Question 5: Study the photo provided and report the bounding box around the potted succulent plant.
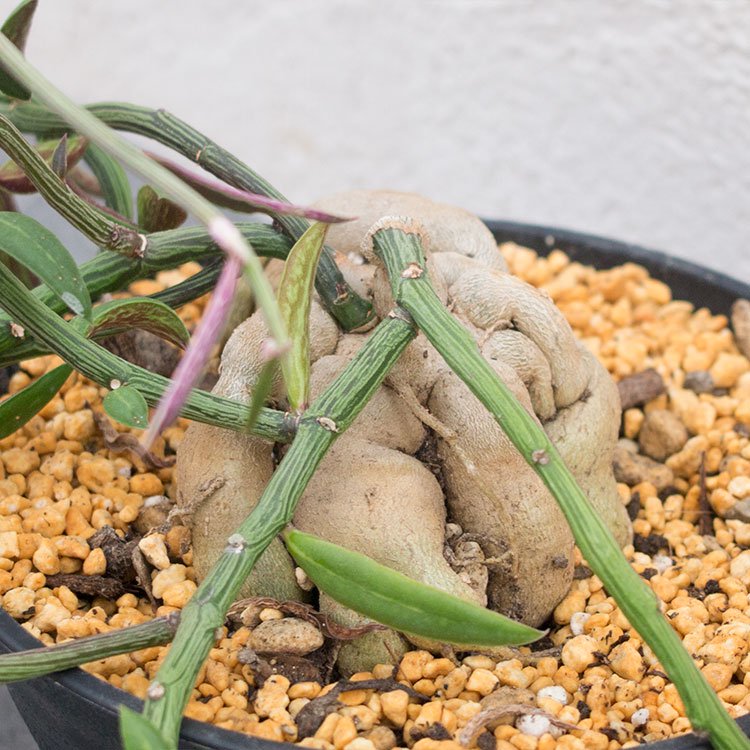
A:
[1,3,750,750]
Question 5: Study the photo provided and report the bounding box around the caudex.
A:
[0,3,747,749]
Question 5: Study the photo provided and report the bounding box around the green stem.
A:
[0,115,142,254]
[371,223,750,750]
[142,311,415,746]
[2,260,223,364]
[0,36,287,353]
[0,262,294,442]
[0,96,374,332]
[0,615,178,684]
[0,222,292,366]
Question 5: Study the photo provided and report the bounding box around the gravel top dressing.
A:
[3,243,750,750]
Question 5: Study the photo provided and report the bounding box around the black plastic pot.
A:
[1,220,749,750]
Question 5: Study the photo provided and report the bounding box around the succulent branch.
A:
[0,615,178,684]
[0,97,375,332]
[370,220,750,750]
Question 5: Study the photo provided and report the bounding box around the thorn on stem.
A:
[531,449,550,465]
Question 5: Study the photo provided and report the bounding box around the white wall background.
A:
[4,0,750,278]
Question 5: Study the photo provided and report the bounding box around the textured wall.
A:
[6,0,750,278]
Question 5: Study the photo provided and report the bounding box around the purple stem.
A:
[141,255,241,448]
[147,152,352,224]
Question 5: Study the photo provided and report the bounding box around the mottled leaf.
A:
[119,706,169,750]
[0,212,91,317]
[137,184,187,232]
[0,134,88,193]
[0,363,71,439]
[0,0,37,100]
[84,297,189,349]
[103,385,149,430]
[284,530,544,648]
[50,134,68,178]
[277,222,328,411]
[84,143,133,219]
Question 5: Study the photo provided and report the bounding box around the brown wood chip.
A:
[93,411,175,469]
[295,677,428,738]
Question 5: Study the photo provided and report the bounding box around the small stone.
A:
[138,534,171,570]
[247,617,324,656]
[561,635,599,673]
[151,564,187,599]
[537,685,568,705]
[613,446,675,491]
[683,371,715,394]
[711,353,750,389]
[569,611,591,636]
[516,713,550,737]
[729,550,750,582]
[725,498,750,523]
[728,476,750,500]
[607,641,646,681]
[0,531,19,560]
[638,410,688,461]
[380,690,409,727]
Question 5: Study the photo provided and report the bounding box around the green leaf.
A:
[0,363,71,439]
[284,530,545,648]
[84,143,133,219]
[137,184,187,232]
[119,706,169,750]
[49,134,68,178]
[246,359,277,432]
[0,212,91,317]
[0,0,37,100]
[103,385,149,429]
[84,297,189,349]
[0,134,88,193]
[277,222,328,411]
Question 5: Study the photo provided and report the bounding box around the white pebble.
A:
[517,713,550,737]
[652,555,674,574]
[570,611,591,636]
[537,685,568,705]
[632,707,650,726]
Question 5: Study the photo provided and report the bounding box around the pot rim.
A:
[1,219,749,750]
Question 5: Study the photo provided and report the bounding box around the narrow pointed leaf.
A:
[148,152,351,222]
[50,133,68,178]
[119,707,169,750]
[0,363,71,438]
[84,143,133,218]
[0,212,91,317]
[0,0,37,100]
[246,359,277,432]
[284,530,544,648]
[0,133,88,193]
[85,297,189,349]
[103,385,149,430]
[137,184,187,232]
[277,222,328,410]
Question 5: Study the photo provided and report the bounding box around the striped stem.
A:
[0,615,178,684]
[0,262,294,442]
[141,311,415,745]
[0,223,292,366]
[0,115,143,255]
[0,97,374,332]
[370,222,750,750]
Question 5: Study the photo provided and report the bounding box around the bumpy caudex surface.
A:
[176,190,632,673]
